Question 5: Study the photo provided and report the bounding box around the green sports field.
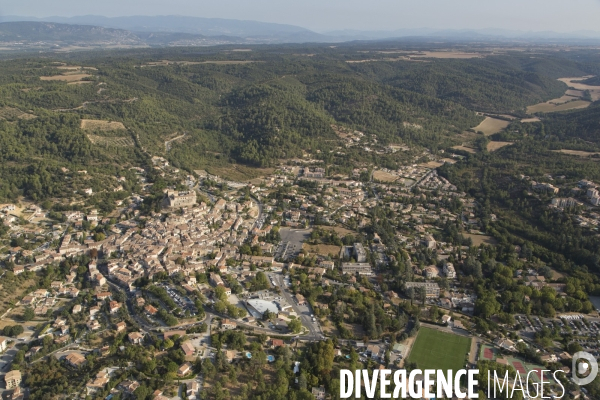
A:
[406,327,471,371]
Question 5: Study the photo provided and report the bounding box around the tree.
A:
[287,319,303,333]
[23,307,35,321]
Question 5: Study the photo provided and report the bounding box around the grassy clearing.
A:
[321,226,356,236]
[407,327,471,371]
[373,170,399,183]
[462,233,498,246]
[472,117,510,136]
[487,141,513,152]
[81,119,126,131]
[302,243,341,257]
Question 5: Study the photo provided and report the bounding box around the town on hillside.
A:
[0,150,598,399]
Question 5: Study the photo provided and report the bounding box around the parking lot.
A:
[516,314,600,356]
[274,228,311,260]
[158,283,198,316]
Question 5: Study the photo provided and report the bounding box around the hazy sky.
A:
[3,0,600,32]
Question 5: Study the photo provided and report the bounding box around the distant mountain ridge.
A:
[0,15,327,42]
[1,15,600,49]
[0,21,141,43]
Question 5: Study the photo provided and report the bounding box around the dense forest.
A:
[0,43,599,204]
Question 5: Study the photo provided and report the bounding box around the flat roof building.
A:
[341,262,373,276]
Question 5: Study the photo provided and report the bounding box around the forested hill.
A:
[542,103,600,144]
[0,44,598,203]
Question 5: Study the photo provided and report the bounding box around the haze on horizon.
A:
[2,0,600,34]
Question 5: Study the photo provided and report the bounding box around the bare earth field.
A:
[487,141,513,152]
[81,119,126,131]
[40,73,91,82]
[373,170,399,182]
[521,117,541,123]
[552,150,600,157]
[472,117,510,136]
[462,233,498,246]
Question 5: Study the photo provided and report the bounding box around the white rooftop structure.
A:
[247,299,280,316]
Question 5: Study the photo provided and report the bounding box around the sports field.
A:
[407,327,471,371]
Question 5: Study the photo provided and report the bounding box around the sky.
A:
[2,0,600,33]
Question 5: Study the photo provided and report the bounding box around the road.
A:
[267,272,323,340]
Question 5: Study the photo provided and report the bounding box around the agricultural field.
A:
[86,134,135,147]
[81,119,126,131]
[527,100,591,113]
[472,117,510,136]
[407,327,471,371]
[558,76,600,101]
[486,141,512,152]
[40,73,92,83]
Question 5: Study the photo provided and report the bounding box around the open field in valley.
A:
[527,100,590,113]
[558,76,600,101]
[407,327,471,371]
[472,117,510,135]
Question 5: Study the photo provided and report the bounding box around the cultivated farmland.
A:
[81,119,126,131]
[472,117,510,136]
